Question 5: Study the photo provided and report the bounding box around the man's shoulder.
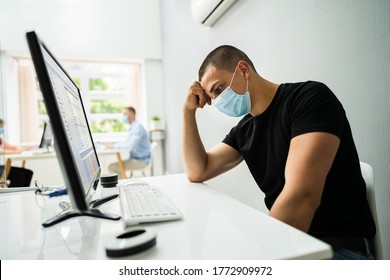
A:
[279,81,337,105]
[129,120,148,132]
[280,81,329,93]
[132,120,146,128]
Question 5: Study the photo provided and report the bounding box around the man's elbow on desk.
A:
[185,172,205,183]
[184,162,230,183]
[185,169,222,183]
[184,166,216,183]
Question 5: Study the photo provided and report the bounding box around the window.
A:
[64,61,143,136]
[18,58,143,142]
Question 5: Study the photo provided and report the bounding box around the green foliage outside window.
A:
[89,78,108,91]
[73,77,81,88]
[36,63,135,135]
[90,99,128,133]
[90,99,127,114]
[90,119,126,133]
[38,100,47,115]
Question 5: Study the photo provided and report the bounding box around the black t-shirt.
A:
[223,81,376,238]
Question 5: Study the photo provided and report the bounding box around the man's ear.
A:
[237,60,250,80]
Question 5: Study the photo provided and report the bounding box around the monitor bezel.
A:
[26,31,101,212]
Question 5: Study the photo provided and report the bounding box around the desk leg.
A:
[116,152,128,179]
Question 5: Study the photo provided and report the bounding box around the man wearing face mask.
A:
[182,45,375,259]
[107,106,151,178]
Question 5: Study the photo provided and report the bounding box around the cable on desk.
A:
[34,180,67,196]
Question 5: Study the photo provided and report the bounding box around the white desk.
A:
[0,174,332,260]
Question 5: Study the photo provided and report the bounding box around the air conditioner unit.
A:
[191,0,237,27]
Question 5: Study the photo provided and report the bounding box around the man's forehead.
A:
[200,66,229,90]
[200,65,218,81]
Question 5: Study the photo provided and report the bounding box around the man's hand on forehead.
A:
[190,81,211,108]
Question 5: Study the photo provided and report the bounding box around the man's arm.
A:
[0,137,23,154]
[269,132,340,232]
[182,81,243,182]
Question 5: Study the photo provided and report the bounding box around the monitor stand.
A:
[42,208,120,227]
[42,194,121,227]
[41,145,53,153]
[42,191,120,227]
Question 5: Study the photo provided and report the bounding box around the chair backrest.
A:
[1,158,12,181]
[7,166,34,187]
[148,141,159,175]
[360,161,383,259]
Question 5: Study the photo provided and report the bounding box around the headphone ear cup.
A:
[105,227,157,258]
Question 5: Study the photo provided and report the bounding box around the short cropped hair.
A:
[198,45,256,81]
[124,106,136,115]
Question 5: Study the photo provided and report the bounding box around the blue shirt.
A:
[114,120,151,162]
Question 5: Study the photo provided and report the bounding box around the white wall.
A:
[161,0,390,259]
[0,0,165,140]
[0,0,161,58]
[0,0,168,177]
[0,1,167,174]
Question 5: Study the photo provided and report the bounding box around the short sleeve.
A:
[290,82,346,139]
[222,126,240,151]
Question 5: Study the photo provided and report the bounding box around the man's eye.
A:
[215,86,222,95]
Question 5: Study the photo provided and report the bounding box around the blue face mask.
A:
[213,66,251,117]
[0,128,4,136]
[122,116,129,124]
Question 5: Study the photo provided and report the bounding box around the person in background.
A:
[182,45,376,260]
[107,107,151,178]
[0,118,4,137]
[0,118,23,154]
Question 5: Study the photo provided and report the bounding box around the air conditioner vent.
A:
[191,0,237,27]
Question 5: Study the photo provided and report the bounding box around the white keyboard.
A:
[22,149,51,155]
[119,182,182,227]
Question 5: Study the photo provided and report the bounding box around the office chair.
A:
[116,141,158,179]
[130,141,157,178]
[360,161,384,259]
[7,166,34,187]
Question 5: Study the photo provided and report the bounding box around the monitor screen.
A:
[27,31,100,212]
[38,122,53,149]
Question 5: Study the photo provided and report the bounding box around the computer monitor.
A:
[38,122,53,151]
[26,31,120,227]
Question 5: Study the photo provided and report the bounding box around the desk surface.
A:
[0,174,332,260]
[6,148,122,160]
